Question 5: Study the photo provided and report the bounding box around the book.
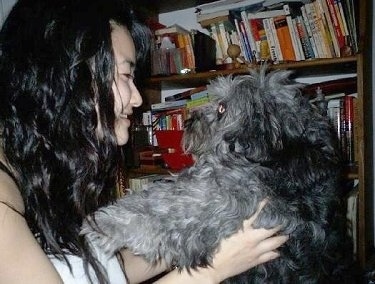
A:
[238,19,253,61]
[336,0,350,42]
[151,99,188,111]
[165,86,208,102]
[196,9,230,23]
[313,0,335,58]
[240,10,258,61]
[208,24,224,63]
[300,5,317,58]
[318,0,341,57]
[325,0,345,50]
[218,21,232,62]
[302,76,357,96]
[344,95,355,164]
[262,17,278,62]
[155,24,190,36]
[190,89,210,100]
[199,14,232,28]
[195,0,264,15]
[152,108,187,131]
[250,18,271,61]
[262,0,310,8]
[283,4,304,61]
[273,15,296,61]
[247,9,286,19]
[186,96,211,110]
[304,2,324,58]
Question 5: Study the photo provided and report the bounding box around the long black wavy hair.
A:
[0,0,150,282]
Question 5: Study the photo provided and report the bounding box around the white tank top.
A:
[49,249,127,284]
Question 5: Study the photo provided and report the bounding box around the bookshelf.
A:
[134,0,373,268]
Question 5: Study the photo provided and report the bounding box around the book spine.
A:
[336,0,350,40]
[290,18,305,61]
[239,20,253,61]
[295,16,314,60]
[313,0,334,58]
[339,98,347,160]
[274,16,296,61]
[233,18,251,61]
[283,4,303,61]
[263,18,278,63]
[344,95,355,164]
[269,17,283,62]
[318,0,341,57]
[218,21,231,63]
[326,0,345,50]
[327,98,341,141]
[209,24,224,63]
[249,18,262,60]
[304,3,324,58]
[301,5,318,58]
[182,33,195,69]
[240,10,258,61]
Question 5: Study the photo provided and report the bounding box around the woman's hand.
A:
[156,200,288,284]
[205,200,288,283]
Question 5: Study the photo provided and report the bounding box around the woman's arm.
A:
[123,201,288,284]
[0,172,63,283]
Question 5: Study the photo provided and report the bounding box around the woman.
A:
[0,0,287,283]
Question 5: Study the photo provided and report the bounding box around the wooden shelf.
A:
[146,56,358,89]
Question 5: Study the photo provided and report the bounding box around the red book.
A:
[344,95,355,163]
[326,0,345,48]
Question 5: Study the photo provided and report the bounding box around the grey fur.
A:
[81,68,354,283]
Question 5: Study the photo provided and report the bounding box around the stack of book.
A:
[151,24,217,75]
[141,86,210,147]
[151,24,195,76]
[196,0,358,64]
[306,76,357,165]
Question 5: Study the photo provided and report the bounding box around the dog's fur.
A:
[81,68,354,283]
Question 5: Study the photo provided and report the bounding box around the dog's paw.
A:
[80,212,127,257]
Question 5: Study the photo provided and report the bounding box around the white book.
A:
[210,24,224,61]
[268,17,283,62]
[196,0,264,15]
[218,21,231,63]
[151,99,187,111]
[247,9,285,19]
[196,9,230,22]
[262,18,278,62]
[283,4,303,61]
[155,24,189,36]
[303,3,323,58]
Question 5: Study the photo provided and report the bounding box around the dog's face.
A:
[183,69,333,163]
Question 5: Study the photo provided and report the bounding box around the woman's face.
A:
[110,23,142,145]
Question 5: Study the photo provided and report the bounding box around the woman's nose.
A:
[130,81,143,108]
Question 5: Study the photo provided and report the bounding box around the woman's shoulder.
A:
[0,156,25,215]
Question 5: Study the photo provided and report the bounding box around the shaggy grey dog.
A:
[81,68,354,283]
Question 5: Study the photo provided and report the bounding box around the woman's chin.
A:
[115,119,130,146]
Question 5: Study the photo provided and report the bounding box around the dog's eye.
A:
[218,103,226,114]
[217,102,226,120]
